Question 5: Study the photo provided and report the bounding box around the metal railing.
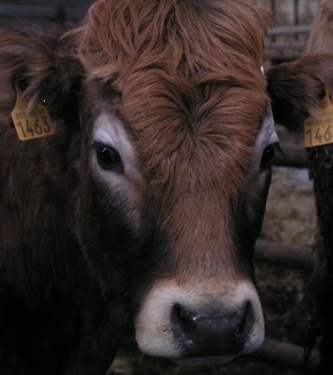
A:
[0,4,86,23]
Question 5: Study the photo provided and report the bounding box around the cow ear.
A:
[266,53,333,132]
[0,31,82,128]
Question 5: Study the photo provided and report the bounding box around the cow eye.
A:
[95,143,122,170]
[260,144,276,168]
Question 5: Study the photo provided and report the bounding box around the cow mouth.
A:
[135,280,264,361]
[169,300,256,358]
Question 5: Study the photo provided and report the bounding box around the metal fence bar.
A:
[294,0,300,40]
[0,5,85,21]
[273,144,308,168]
[268,25,311,37]
[255,240,314,272]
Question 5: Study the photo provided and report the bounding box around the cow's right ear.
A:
[0,30,83,128]
[266,53,333,131]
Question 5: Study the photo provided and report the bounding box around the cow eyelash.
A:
[94,142,123,171]
[260,142,280,169]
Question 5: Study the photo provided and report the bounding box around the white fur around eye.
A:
[92,112,142,187]
[91,111,145,230]
[268,130,279,145]
[91,112,145,230]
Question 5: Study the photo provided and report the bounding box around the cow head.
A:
[69,0,275,365]
[0,0,302,367]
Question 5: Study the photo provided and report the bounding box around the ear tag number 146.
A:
[304,90,333,148]
[11,85,54,141]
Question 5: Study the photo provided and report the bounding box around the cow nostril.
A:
[235,301,251,337]
[173,304,197,343]
[171,301,254,358]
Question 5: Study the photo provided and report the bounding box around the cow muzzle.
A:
[135,280,264,366]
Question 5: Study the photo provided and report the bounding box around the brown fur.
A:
[302,3,333,373]
[267,53,333,131]
[266,3,333,373]
[69,0,271,280]
[0,0,274,373]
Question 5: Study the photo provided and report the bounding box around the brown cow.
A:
[304,5,333,373]
[268,2,333,374]
[268,55,333,375]
[0,0,332,374]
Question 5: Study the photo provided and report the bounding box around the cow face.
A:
[68,0,276,366]
[3,0,333,372]
[73,75,277,365]
[0,0,277,368]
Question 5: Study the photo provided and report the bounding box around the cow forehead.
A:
[77,0,270,182]
[92,85,271,183]
[112,73,268,186]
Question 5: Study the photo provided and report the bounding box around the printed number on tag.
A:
[304,91,333,148]
[304,124,332,147]
[11,84,54,141]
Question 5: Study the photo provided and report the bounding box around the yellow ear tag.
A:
[11,84,54,141]
[304,90,333,148]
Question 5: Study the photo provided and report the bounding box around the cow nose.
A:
[171,301,254,357]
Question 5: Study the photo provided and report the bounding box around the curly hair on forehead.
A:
[68,0,271,81]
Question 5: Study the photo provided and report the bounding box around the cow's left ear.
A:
[266,53,333,131]
[0,30,83,127]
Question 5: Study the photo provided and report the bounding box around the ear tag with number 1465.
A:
[11,84,54,141]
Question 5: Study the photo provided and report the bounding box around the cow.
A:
[1,0,333,374]
[268,1,333,374]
